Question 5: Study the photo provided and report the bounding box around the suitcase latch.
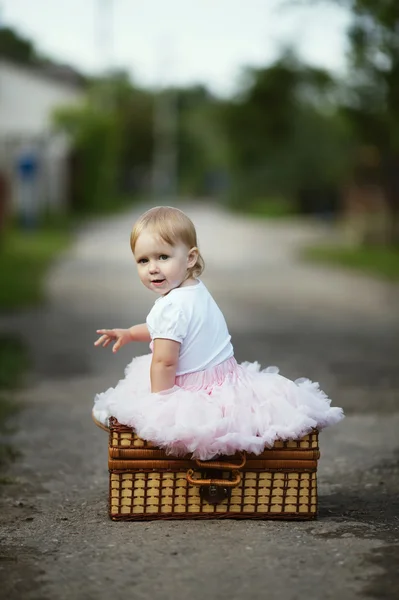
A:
[199,472,232,505]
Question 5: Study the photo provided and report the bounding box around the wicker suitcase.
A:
[108,418,320,521]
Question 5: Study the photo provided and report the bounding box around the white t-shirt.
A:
[146,280,234,376]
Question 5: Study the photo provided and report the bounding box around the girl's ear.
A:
[187,247,199,269]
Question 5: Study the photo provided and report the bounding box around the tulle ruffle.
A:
[93,355,344,460]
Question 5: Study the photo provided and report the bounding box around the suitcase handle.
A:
[194,452,247,471]
[186,469,241,488]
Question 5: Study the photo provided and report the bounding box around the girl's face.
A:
[134,230,198,295]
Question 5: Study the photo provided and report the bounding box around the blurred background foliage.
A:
[1,0,399,250]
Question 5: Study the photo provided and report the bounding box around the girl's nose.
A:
[148,261,159,274]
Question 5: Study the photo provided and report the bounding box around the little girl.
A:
[92,206,344,460]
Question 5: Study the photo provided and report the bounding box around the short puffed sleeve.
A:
[146,300,188,343]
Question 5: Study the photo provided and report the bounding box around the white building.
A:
[0,58,85,219]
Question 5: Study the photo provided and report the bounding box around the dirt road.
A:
[1,203,398,600]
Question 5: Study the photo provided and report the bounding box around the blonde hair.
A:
[130,206,205,278]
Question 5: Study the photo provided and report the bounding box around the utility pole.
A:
[96,0,114,75]
[152,87,178,202]
[152,37,178,203]
[95,0,115,113]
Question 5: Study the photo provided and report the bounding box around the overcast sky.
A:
[1,0,351,96]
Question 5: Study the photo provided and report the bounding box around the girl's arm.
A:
[150,338,180,393]
[95,323,151,353]
[128,323,151,342]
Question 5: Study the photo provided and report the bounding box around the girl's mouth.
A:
[152,279,166,287]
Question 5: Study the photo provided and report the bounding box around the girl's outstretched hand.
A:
[94,329,132,353]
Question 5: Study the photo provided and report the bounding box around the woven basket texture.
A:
[108,419,319,521]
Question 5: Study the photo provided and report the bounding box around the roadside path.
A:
[1,203,398,600]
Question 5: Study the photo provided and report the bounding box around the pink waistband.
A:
[175,356,239,393]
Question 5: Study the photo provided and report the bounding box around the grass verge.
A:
[0,224,71,478]
[303,244,399,281]
[0,227,71,310]
[0,336,28,475]
[230,197,297,219]
[0,335,30,390]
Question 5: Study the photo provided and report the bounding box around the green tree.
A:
[324,0,399,242]
[174,85,229,195]
[54,73,154,212]
[54,103,121,213]
[92,71,154,194]
[220,52,352,212]
[0,27,38,64]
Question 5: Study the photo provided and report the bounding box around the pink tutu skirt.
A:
[93,355,344,460]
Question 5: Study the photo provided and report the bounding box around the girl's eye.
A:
[138,258,148,264]
[159,255,169,261]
